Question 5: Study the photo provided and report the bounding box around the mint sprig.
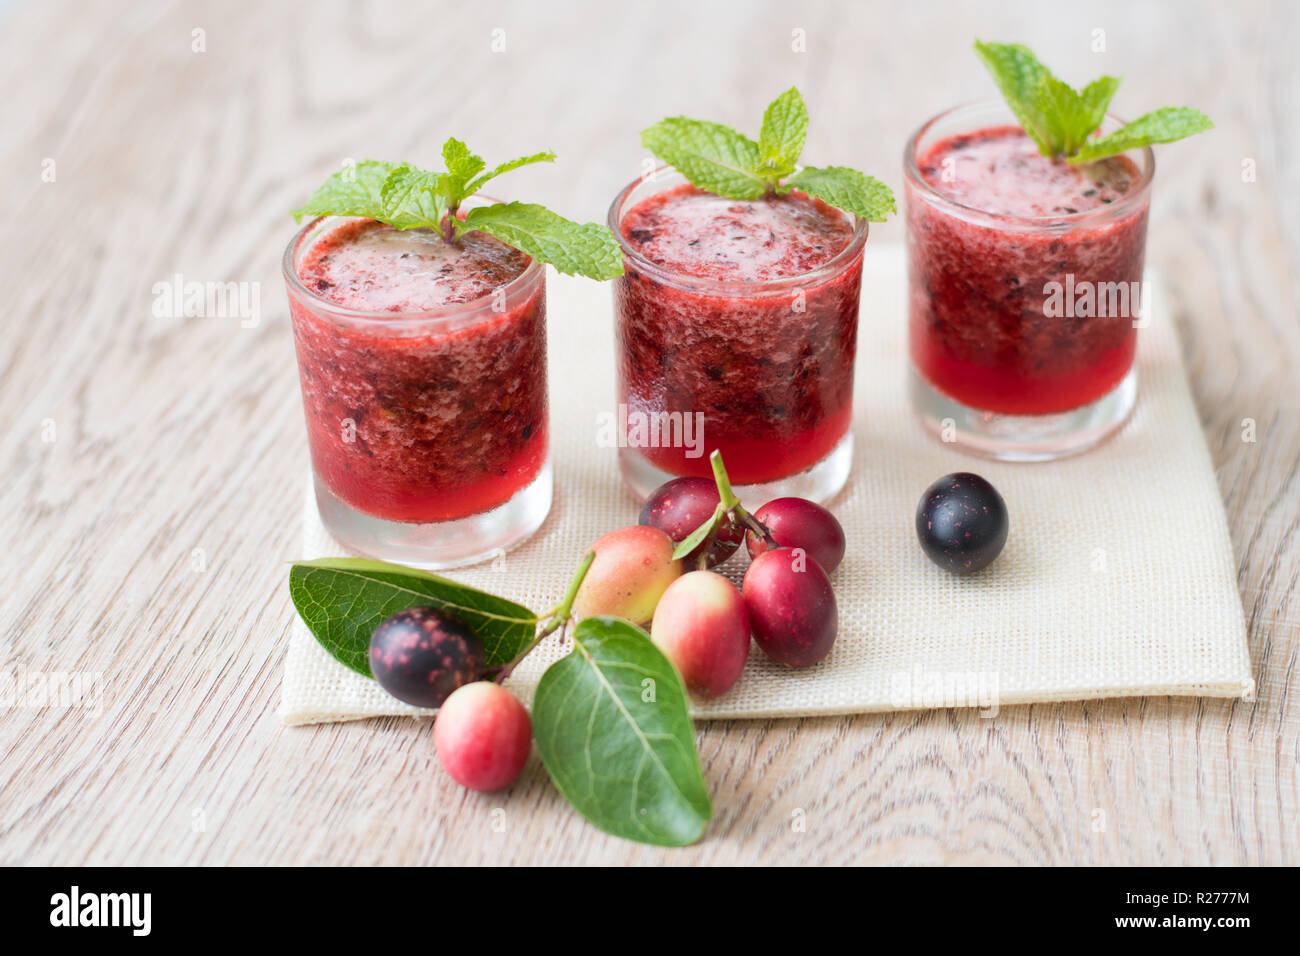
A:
[974,40,1212,163]
[291,140,622,280]
[640,87,896,222]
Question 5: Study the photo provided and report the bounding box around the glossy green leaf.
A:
[533,616,712,846]
[288,557,539,677]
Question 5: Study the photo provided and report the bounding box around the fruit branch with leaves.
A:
[289,449,854,846]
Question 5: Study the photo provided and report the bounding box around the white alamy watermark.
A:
[152,273,261,328]
[888,664,1000,717]
[0,667,103,712]
[50,886,150,936]
[1042,274,1149,327]
[596,405,705,458]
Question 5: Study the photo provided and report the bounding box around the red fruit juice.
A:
[907,126,1149,415]
[287,218,547,523]
[613,184,863,485]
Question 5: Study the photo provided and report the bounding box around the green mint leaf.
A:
[1035,73,1120,157]
[1071,106,1214,163]
[757,86,809,180]
[461,202,623,279]
[465,150,557,197]
[378,163,449,230]
[440,137,486,207]
[532,616,712,846]
[1077,75,1122,143]
[288,558,540,678]
[291,160,397,221]
[641,116,767,200]
[1037,74,1084,155]
[974,41,1057,155]
[785,165,896,222]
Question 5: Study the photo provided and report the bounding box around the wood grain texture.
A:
[0,0,1295,865]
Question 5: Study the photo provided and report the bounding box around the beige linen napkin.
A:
[280,245,1252,724]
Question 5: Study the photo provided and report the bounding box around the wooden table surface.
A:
[2,0,1296,866]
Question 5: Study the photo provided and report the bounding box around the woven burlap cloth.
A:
[280,245,1252,724]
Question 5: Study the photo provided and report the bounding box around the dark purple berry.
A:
[368,607,486,708]
[639,477,742,568]
[915,473,1009,575]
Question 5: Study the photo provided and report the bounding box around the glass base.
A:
[618,433,853,506]
[910,366,1137,462]
[314,459,552,570]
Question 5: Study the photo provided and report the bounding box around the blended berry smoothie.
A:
[906,120,1150,418]
[611,179,865,492]
[286,217,548,525]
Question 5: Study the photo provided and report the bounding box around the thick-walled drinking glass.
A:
[609,169,868,503]
[283,211,551,568]
[905,100,1155,460]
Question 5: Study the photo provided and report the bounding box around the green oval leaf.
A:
[532,616,712,846]
[288,557,539,677]
[671,504,725,562]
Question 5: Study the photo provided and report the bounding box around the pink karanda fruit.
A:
[745,497,846,574]
[651,570,751,698]
[433,681,532,792]
[572,525,682,624]
[742,547,838,668]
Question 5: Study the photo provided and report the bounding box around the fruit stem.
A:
[709,449,777,546]
[737,507,777,546]
[496,551,595,683]
[710,450,740,510]
[546,550,595,633]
